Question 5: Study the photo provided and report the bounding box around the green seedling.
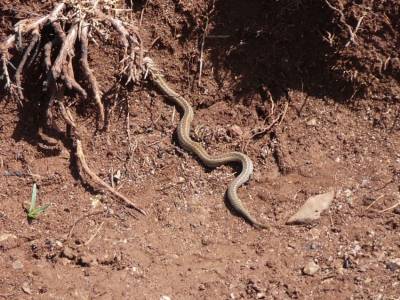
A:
[27,183,49,220]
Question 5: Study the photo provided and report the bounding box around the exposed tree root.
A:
[79,22,105,125]
[56,101,145,215]
[15,29,40,100]
[0,1,147,217]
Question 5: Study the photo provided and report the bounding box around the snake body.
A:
[144,58,266,229]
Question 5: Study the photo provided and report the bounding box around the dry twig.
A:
[325,0,366,47]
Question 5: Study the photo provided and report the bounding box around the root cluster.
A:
[0,2,147,214]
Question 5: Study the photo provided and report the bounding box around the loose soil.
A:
[1,1,400,299]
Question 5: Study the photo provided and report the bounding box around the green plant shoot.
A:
[27,183,49,220]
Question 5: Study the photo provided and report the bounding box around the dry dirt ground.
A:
[1,0,400,299]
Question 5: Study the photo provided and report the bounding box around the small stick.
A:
[379,201,400,213]
[85,221,104,245]
[366,194,384,210]
[139,0,150,27]
[251,100,289,138]
[68,210,105,238]
[198,1,215,86]
[325,0,365,47]
[198,17,209,87]
[278,100,289,126]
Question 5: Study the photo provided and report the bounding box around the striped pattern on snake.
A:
[144,57,266,229]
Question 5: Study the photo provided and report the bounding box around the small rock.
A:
[62,246,76,260]
[12,260,24,270]
[364,277,372,284]
[176,176,185,184]
[59,257,71,266]
[160,296,171,300]
[78,254,95,267]
[0,233,17,242]
[229,125,243,137]
[302,261,320,276]
[201,237,212,246]
[343,189,353,205]
[256,292,266,299]
[343,256,352,269]
[198,283,206,291]
[360,179,370,188]
[113,170,121,182]
[306,118,317,126]
[375,294,383,300]
[386,258,400,272]
[21,282,32,295]
[287,190,335,225]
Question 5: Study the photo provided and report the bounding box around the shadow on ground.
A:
[207,0,354,102]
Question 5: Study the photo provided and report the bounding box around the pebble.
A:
[343,256,352,269]
[256,292,266,299]
[21,282,32,295]
[160,296,171,300]
[343,189,353,205]
[78,254,95,267]
[306,118,317,127]
[386,258,400,272]
[287,190,335,225]
[176,176,185,184]
[302,261,320,276]
[201,237,212,246]
[12,260,24,270]
[62,246,76,260]
[0,233,17,242]
[229,125,243,137]
[360,179,370,188]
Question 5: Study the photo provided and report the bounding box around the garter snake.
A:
[144,57,266,229]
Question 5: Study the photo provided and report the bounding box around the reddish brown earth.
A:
[1,1,400,299]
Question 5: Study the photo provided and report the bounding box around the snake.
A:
[144,57,266,229]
